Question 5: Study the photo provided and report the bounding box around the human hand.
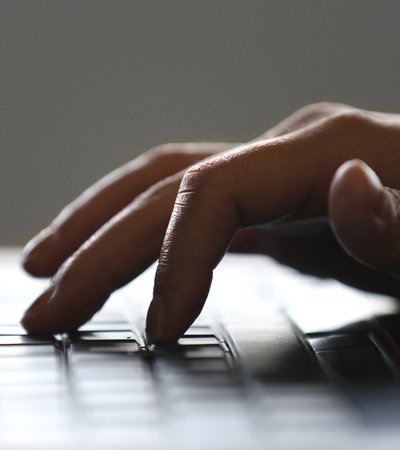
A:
[21,103,400,342]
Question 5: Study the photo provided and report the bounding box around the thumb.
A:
[329,159,400,273]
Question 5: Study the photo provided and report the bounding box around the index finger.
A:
[146,113,384,343]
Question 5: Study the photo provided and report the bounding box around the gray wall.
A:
[1,0,400,244]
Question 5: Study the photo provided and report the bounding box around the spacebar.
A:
[225,313,320,382]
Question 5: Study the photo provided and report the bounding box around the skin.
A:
[20,102,400,343]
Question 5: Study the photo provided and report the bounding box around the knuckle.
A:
[178,154,238,209]
[148,143,203,171]
[148,143,192,166]
[323,108,373,130]
[180,160,217,192]
[297,101,349,119]
[148,143,179,161]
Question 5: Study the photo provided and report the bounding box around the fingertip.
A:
[145,296,186,344]
[145,297,165,344]
[21,230,59,277]
[330,159,382,208]
[329,159,384,228]
[20,288,53,334]
[145,291,201,344]
[329,159,391,268]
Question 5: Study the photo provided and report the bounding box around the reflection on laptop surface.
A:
[0,248,399,450]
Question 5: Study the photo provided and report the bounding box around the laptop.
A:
[0,247,399,450]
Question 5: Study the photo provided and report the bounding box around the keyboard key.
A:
[183,347,226,359]
[308,334,372,352]
[315,347,393,383]
[78,322,133,332]
[177,336,220,346]
[71,331,137,342]
[74,342,139,353]
[183,325,215,336]
[0,325,27,335]
[0,335,55,345]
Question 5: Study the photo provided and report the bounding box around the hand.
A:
[21,103,400,342]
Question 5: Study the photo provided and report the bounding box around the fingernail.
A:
[20,289,52,330]
[354,160,385,214]
[145,297,164,345]
[357,160,382,190]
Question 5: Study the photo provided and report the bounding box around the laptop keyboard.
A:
[0,312,245,434]
[2,252,400,448]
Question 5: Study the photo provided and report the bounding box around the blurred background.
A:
[1,0,400,244]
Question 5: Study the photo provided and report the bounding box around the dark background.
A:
[1,0,399,243]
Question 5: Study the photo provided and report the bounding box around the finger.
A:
[21,173,182,334]
[145,140,317,343]
[145,115,391,343]
[330,159,400,274]
[22,143,235,277]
